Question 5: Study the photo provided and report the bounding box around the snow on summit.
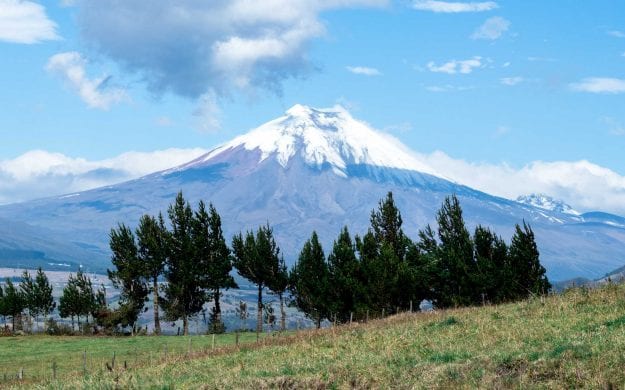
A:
[196,104,442,178]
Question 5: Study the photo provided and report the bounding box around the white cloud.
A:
[193,91,221,133]
[471,16,510,40]
[570,77,625,94]
[346,66,382,76]
[601,117,625,136]
[416,151,625,215]
[75,0,388,99]
[0,0,60,43]
[0,148,208,204]
[412,0,497,13]
[500,76,523,86]
[427,56,483,74]
[425,84,473,92]
[45,51,127,109]
[608,30,625,38]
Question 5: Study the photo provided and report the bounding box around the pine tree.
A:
[413,225,441,305]
[435,195,479,308]
[267,255,288,331]
[3,279,24,331]
[232,223,280,338]
[193,201,237,334]
[290,231,330,328]
[473,226,509,304]
[75,270,97,329]
[359,192,413,313]
[163,192,208,335]
[136,213,169,335]
[20,270,36,331]
[356,230,381,312]
[59,273,80,330]
[32,268,55,332]
[327,226,362,322]
[370,192,407,260]
[0,284,6,328]
[109,223,149,332]
[508,221,551,298]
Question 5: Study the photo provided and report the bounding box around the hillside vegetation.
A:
[4,282,625,389]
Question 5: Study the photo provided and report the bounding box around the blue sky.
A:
[1,0,625,212]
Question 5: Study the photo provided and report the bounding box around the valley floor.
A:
[3,283,625,388]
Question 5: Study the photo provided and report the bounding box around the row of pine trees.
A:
[0,268,55,331]
[290,193,551,327]
[100,191,551,335]
[0,191,550,335]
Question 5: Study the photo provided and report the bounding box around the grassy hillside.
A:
[5,283,625,389]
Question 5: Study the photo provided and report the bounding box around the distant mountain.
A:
[0,105,624,280]
[517,194,580,216]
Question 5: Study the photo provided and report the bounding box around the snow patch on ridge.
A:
[517,193,581,216]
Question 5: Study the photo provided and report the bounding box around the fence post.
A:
[410,300,413,313]
[382,308,385,318]
[112,352,116,370]
[212,333,215,350]
[18,368,23,381]
[366,310,369,323]
[83,350,87,377]
[350,312,353,325]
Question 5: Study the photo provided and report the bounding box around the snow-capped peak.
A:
[196,104,442,178]
[516,193,581,216]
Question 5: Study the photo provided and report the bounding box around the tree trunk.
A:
[153,276,161,335]
[71,315,75,331]
[183,314,189,336]
[279,293,286,331]
[215,288,222,325]
[316,315,321,329]
[256,284,263,341]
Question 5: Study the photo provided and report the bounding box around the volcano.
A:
[1,105,624,281]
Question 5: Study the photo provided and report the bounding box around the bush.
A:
[45,318,76,336]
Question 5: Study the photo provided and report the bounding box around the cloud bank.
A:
[74,0,387,99]
[0,0,59,43]
[0,148,207,204]
[417,152,625,215]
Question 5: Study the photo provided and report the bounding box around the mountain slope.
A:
[0,105,624,279]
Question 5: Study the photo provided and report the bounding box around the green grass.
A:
[0,331,268,386]
[5,283,625,388]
